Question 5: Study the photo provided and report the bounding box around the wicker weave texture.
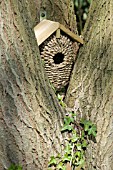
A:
[40,34,78,90]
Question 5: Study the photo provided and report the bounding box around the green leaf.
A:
[61,116,74,132]
[17,166,22,170]
[8,164,14,170]
[57,94,66,107]
[69,111,76,117]
[82,139,87,148]
[56,153,61,159]
[80,119,87,124]
[88,124,97,137]
[65,144,72,154]
[81,119,95,131]
[75,158,85,166]
[59,101,66,108]
[8,164,22,170]
[48,156,57,166]
[71,133,79,143]
[74,151,81,158]
[62,166,66,170]
[84,121,92,131]
[81,130,85,138]
[64,116,74,125]
[76,143,82,151]
[81,120,97,137]
[62,153,71,162]
[57,162,65,170]
[57,94,62,101]
[61,125,73,132]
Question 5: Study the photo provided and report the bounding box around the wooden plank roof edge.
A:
[59,24,83,44]
[34,20,59,46]
[34,19,83,45]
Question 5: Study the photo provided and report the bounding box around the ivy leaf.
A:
[88,124,97,137]
[59,101,66,108]
[56,153,61,159]
[62,166,66,170]
[64,116,74,125]
[48,156,57,166]
[8,164,15,170]
[69,111,76,117]
[71,133,79,143]
[80,119,97,134]
[17,166,22,170]
[61,116,74,132]
[8,164,22,170]
[81,130,85,138]
[62,153,71,162]
[80,119,87,125]
[65,144,72,154]
[57,94,62,101]
[61,125,73,132]
[76,143,82,151]
[57,162,66,170]
[82,139,87,148]
[74,151,81,158]
[75,158,85,166]
[83,121,92,132]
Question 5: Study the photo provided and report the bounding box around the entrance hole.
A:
[53,53,64,64]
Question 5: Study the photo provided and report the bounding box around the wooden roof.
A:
[34,19,83,46]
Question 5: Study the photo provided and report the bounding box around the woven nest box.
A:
[34,19,83,90]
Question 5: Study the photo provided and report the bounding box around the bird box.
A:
[34,19,83,90]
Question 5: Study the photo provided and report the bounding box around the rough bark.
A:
[0,0,77,170]
[65,0,113,170]
[39,0,77,33]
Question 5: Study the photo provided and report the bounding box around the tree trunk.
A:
[65,0,113,169]
[0,0,77,170]
[39,0,77,33]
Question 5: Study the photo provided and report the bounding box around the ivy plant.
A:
[8,164,22,170]
[48,94,97,170]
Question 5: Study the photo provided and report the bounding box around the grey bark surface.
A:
[39,0,77,33]
[0,1,77,170]
[65,0,113,170]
